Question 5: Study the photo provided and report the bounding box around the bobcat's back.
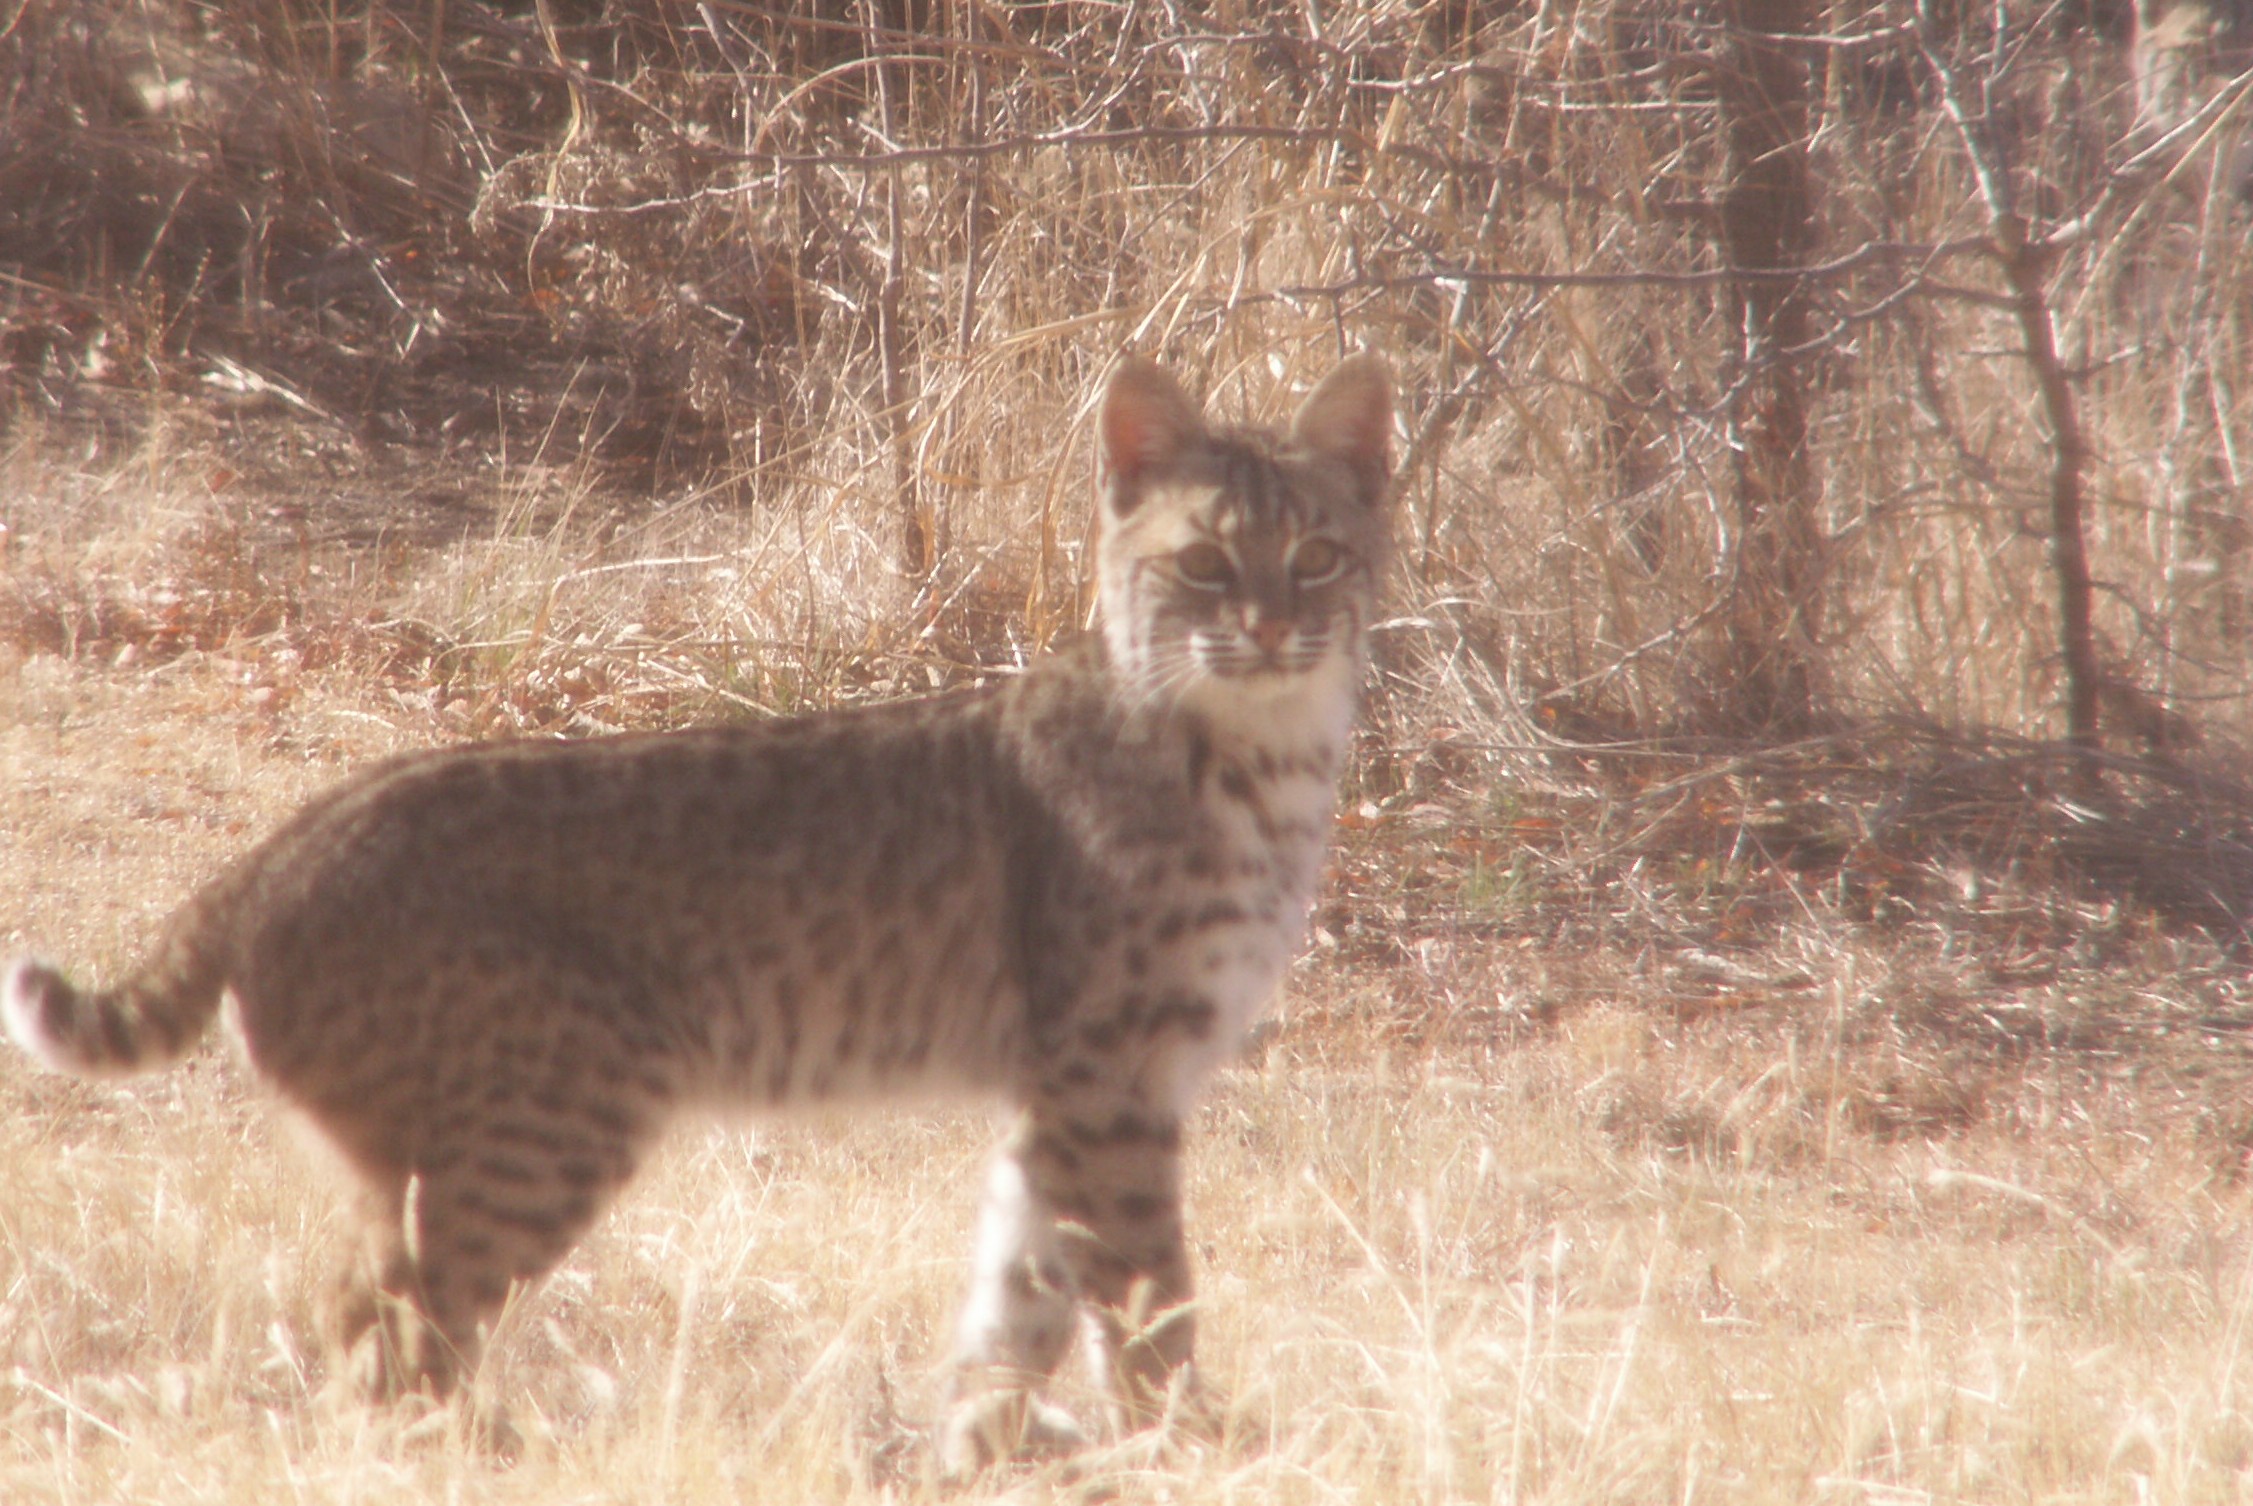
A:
[215,689,1037,1122]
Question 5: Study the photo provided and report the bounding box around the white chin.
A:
[1180,652,1356,730]
[1194,645,1318,679]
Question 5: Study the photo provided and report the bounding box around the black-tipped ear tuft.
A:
[1289,354,1393,506]
[1099,358,1205,510]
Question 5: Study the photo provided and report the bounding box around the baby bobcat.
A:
[5,353,1393,1468]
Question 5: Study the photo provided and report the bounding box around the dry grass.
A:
[7,1,2253,1498]
[8,441,2253,1503]
[7,0,2251,746]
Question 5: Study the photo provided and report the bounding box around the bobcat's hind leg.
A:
[316,1085,657,1424]
[323,1174,507,1408]
[275,955,674,1423]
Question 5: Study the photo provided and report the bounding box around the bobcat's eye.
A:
[1290,538,1346,584]
[1174,542,1236,588]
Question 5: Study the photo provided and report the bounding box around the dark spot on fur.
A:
[1115,1191,1168,1221]
[1146,992,1216,1039]
[472,1155,543,1186]
[1196,899,1246,929]
[1068,1113,1181,1151]
[1030,1131,1084,1172]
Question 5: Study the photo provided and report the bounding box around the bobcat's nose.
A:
[1244,612,1293,660]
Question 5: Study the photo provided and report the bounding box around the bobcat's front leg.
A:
[943,1098,1203,1473]
[942,1115,1087,1474]
[1021,1098,1199,1435]
[959,1100,1216,1460]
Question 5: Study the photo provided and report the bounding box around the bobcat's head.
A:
[1094,355,1393,727]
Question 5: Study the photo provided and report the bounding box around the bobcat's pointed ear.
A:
[1290,354,1394,507]
[1099,358,1205,514]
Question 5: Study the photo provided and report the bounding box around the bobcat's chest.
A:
[1188,658,1356,904]
[1161,683,1353,1065]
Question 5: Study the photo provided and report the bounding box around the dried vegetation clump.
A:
[7,0,2253,922]
[5,0,2253,1499]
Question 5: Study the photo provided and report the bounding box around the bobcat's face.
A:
[1103,450,1383,689]
[1095,357,1393,715]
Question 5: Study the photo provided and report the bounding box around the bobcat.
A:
[4,353,1394,1468]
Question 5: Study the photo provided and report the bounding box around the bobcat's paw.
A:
[938,1389,1088,1479]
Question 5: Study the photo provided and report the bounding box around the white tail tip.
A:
[5,957,91,1077]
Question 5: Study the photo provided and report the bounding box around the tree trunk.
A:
[1715,0,1825,733]
[1916,6,2103,766]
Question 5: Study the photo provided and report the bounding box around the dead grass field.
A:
[7,1,2253,1499]
[6,432,2253,1504]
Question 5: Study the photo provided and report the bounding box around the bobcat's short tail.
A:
[4,916,230,1078]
